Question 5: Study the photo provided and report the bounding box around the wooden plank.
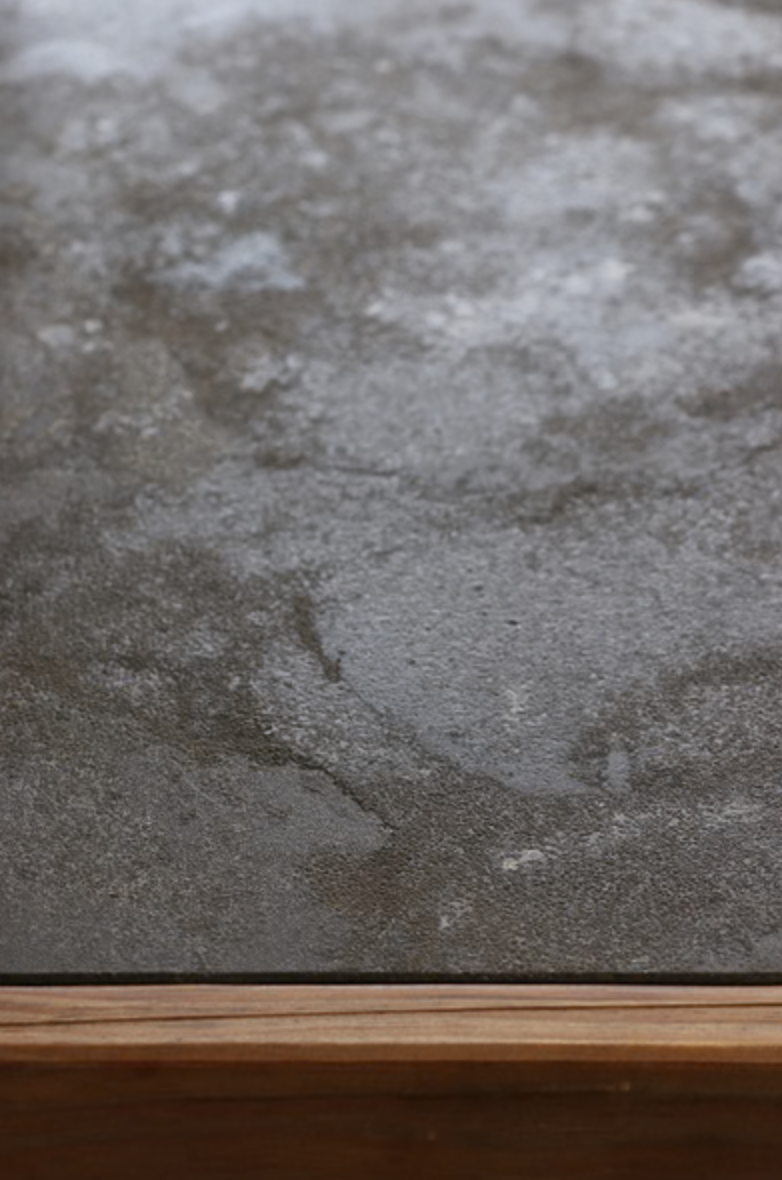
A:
[3,1059,782,1180]
[2,984,782,1061]
[3,986,782,1179]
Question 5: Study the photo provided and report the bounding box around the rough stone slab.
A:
[3,0,782,977]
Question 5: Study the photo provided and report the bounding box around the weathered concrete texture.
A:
[3,0,782,977]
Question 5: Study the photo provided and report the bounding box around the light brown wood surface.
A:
[3,985,782,1178]
[2,984,782,1061]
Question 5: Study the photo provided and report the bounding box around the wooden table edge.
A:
[2,983,782,1064]
[5,985,782,1178]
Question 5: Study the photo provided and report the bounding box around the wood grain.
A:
[3,986,782,1178]
[2,984,782,1062]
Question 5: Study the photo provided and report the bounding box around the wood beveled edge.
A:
[2,985,782,1064]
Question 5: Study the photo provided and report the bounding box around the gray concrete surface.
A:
[3,0,782,977]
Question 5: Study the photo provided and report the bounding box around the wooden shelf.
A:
[3,985,782,1177]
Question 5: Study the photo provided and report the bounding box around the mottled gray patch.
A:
[3,0,782,977]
